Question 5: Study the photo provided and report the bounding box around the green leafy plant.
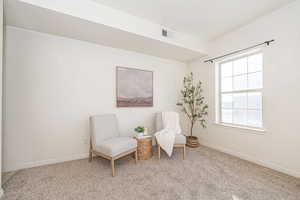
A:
[134,126,145,133]
[177,72,208,136]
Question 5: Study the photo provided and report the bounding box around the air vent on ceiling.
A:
[162,29,168,37]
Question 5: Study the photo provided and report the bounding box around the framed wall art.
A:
[116,67,153,107]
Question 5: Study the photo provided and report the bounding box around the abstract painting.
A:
[116,67,153,107]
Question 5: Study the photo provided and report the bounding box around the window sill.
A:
[214,122,266,134]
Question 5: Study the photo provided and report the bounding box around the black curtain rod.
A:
[204,39,275,63]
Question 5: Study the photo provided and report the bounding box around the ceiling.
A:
[92,0,294,40]
[5,0,205,62]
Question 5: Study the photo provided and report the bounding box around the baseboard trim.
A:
[4,153,89,173]
[201,142,300,178]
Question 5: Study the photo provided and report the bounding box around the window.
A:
[217,51,263,129]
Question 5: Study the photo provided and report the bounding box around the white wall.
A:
[3,26,188,172]
[189,0,300,178]
[0,0,3,194]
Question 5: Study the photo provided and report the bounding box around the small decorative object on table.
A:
[135,126,145,135]
[177,73,208,148]
[134,126,150,137]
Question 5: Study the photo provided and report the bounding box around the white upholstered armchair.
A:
[156,112,186,159]
[89,114,137,176]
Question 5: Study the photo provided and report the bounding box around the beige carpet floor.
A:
[2,146,300,200]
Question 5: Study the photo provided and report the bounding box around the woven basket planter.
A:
[186,136,200,148]
[136,137,152,160]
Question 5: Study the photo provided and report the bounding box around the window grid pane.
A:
[233,74,247,91]
[221,62,233,78]
[219,52,263,128]
[221,94,233,109]
[233,57,247,76]
[221,77,233,92]
[221,91,262,127]
[221,109,233,124]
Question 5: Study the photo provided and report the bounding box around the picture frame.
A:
[116,66,153,107]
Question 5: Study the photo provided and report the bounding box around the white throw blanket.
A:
[155,112,181,157]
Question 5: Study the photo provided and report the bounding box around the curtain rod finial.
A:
[203,39,274,63]
[265,39,275,46]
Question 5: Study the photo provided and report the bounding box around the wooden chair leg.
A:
[135,149,138,163]
[111,159,115,177]
[183,145,186,160]
[89,150,93,162]
[158,144,161,160]
[89,141,93,162]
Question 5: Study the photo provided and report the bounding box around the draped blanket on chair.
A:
[155,112,181,156]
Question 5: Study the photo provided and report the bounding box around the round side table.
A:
[134,136,152,160]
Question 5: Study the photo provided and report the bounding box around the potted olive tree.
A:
[177,73,208,148]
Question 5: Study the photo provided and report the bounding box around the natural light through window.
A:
[217,51,263,129]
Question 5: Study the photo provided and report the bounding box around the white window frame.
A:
[216,50,264,131]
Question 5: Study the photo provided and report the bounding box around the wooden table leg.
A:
[183,145,186,160]
[135,149,138,163]
[89,142,93,162]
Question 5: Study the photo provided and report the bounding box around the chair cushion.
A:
[90,114,120,146]
[95,137,137,157]
[175,134,186,144]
